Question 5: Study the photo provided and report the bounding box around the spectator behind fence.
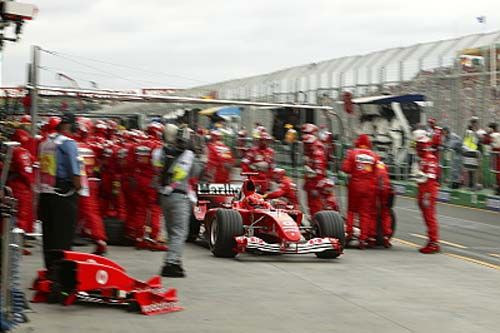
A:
[462,118,482,190]
[442,127,462,189]
[484,123,500,195]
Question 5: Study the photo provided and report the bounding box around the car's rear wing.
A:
[197,183,242,196]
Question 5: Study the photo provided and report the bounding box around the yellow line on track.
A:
[393,238,500,271]
[393,238,420,248]
[489,253,500,258]
[445,253,500,271]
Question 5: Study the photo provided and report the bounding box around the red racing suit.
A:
[374,162,393,238]
[429,126,443,159]
[317,179,339,212]
[205,141,234,183]
[97,140,126,221]
[128,138,162,240]
[77,141,107,241]
[265,176,299,209]
[304,142,328,216]
[241,146,274,192]
[417,152,440,243]
[342,148,379,241]
[7,147,35,233]
[117,141,134,235]
[319,130,335,163]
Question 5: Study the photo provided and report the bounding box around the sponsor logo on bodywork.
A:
[197,183,241,196]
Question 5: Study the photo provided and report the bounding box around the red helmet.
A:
[78,117,93,133]
[76,118,90,136]
[272,168,286,181]
[147,122,164,139]
[106,120,118,130]
[20,115,32,124]
[355,134,372,149]
[245,193,267,208]
[11,128,31,144]
[301,123,318,135]
[46,116,61,134]
[302,134,317,145]
[318,178,335,192]
[95,120,108,136]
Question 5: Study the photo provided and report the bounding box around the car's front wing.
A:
[234,236,342,255]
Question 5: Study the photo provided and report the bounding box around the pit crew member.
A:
[342,134,379,249]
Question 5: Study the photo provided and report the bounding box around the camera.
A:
[0,1,38,21]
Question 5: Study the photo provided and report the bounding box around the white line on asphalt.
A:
[409,233,468,249]
[396,206,500,230]
[394,238,500,271]
[490,254,500,258]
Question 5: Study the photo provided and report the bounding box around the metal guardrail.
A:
[0,142,28,332]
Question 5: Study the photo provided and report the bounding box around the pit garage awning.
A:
[352,94,426,105]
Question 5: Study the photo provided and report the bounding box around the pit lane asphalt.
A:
[393,196,500,268]
[19,200,500,333]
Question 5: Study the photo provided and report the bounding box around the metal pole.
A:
[30,45,40,137]
[1,214,12,322]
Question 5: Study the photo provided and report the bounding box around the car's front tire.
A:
[313,210,345,259]
[209,209,244,258]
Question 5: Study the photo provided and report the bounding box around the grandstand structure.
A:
[187,30,500,134]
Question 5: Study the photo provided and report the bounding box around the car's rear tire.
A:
[209,209,244,258]
[313,210,345,259]
[186,212,201,243]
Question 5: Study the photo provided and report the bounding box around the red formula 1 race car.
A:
[31,251,182,315]
[190,174,345,259]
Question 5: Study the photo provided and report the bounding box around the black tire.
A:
[209,209,244,258]
[127,300,141,313]
[313,211,345,259]
[104,217,131,246]
[375,208,397,245]
[186,212,201,243]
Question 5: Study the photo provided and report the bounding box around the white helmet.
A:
[164,123,179,144]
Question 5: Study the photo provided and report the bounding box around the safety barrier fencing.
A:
[0,198,28,332]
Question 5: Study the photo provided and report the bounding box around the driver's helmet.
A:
[245,193,267,208]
